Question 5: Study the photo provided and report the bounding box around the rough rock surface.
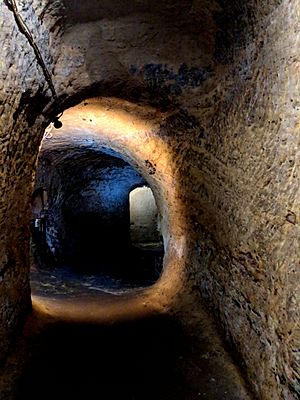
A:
[0,1,299,399]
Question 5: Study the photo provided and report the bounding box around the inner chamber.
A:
[30,127,164,296]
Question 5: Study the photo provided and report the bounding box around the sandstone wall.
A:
[185,2,300,398]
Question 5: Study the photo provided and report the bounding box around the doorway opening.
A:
[129,186,164,281]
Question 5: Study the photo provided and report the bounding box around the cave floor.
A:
[30,243,164,297]
[2,284,254,400]
[30,263,149,297]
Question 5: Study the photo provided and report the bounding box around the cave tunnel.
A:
[0,1,299,400]
[30,127,164,295]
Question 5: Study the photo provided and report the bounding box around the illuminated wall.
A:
[129,186,161,244]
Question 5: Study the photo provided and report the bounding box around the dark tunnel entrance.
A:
[30,133,164,297]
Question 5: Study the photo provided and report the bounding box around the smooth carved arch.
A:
[34,96,188,299]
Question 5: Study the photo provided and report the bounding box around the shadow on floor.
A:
[14,291,253,400]
[17,315,185,400]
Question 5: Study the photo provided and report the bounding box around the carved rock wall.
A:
[0,1,299,399]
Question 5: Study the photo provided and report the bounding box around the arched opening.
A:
[129,185,164,282]
[30,125,165,296]
[129,186,162,244]
[28,96,187,311]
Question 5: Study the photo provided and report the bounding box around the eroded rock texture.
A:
[0,1,299,399]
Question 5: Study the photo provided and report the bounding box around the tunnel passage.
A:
[31,130,164,296]
[1,0,300,398]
